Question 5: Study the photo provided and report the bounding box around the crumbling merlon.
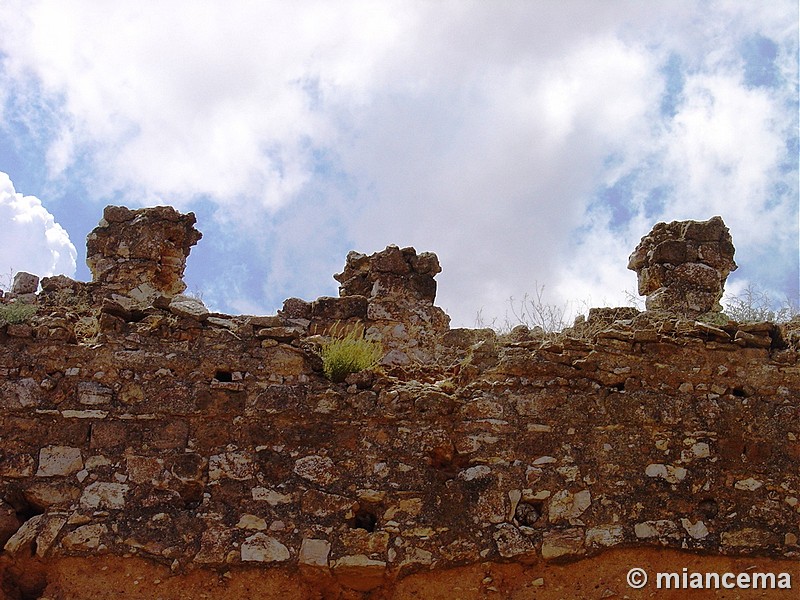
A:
[334,245,442,304]
[335,245,450,350]
[281,245,450,365]
[86,205,202,301]
[628,215,737,317]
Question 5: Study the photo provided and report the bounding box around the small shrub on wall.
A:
[319,326,382,383]
[0,302,37,325]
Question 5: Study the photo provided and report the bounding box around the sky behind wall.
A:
[0,0,797,326]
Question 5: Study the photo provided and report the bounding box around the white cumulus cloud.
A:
[0,171,77,287]
[0,1,795,323]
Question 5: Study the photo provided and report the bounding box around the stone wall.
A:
[0,207,797,599]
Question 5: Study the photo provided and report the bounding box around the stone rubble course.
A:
[628,215,737,316]
[0,205,798,599]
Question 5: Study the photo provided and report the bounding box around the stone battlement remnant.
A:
[86,205,202,300]
[335,245,441,303]
[627,215,737,316]
[334,245,450,360]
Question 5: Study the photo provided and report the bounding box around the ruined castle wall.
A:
[0,209,798,598]
[1,303,798,595]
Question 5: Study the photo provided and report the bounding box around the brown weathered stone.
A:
[541,528,585,561]
[628,216,736,316]
[40,274,82,293]
[11,271,39,294]
[332,555,387,592]
[240,533,290,562]
[325,245,452,365]
[35,446,83,477]
[311,296,368,320]
[86,205,201,299]
[3,514,43,555]
[90,421,128,449]
[299,538,331,567]
[335,246,441,303]
[61,523,108,551]
[169,295,209,321]
[24,482,82,509]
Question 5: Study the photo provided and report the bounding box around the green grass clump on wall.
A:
[0,303,37,325]
[319,326,382,383]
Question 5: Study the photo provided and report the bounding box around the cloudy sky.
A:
[0,0,797,326]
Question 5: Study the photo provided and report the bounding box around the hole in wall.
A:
[514,500,543,527]
[5,487,44,523]
[2,490,45,563]
[697,498,718,519]
[731,385,755,398]
[350,509,377,533]
[213,370,233,382]
[16,501,44,524]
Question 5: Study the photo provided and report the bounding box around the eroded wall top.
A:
[0,206,798,598]
[86,205,202,301]
[628,215,737,317]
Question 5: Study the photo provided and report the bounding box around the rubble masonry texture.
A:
[0,208,798,597]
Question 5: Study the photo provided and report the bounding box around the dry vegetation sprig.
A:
[475,284,590,336]
[723,284,799,324]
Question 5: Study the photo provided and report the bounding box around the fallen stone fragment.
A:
[34,513,69,557]
[293,455,339,486]
[80,482,129,509]
[541,528,585,560]
[548,489,591,522]
[733,330,771,348]
[36,446,84,477]
[3,514,44,554]
[61,523,108,551]
[493,523,537,561]
[169,295,210,321]
[299,538,331,568]
[12,272,39,294]
[241,533,290,562]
